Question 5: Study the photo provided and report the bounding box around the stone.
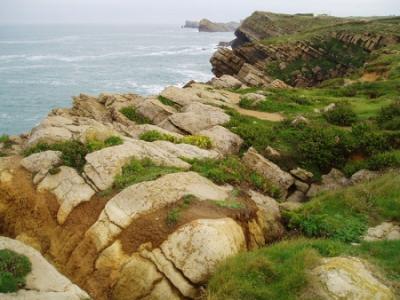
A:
[136,97,177,125]
[290,167,314,182]
[71,94,112,123]
[198,19,239,32]
[269,79,292,89]
[160,86,201,107]
[323,103,336,112]
[210,75,243,89]
[198,125,243,155]
[167,103,230,134]
[351,169,379,184]
[311,256,395,300]
[279,202,303,212]
[127,124,184,140]
[295,180,310,193]
[152,141,220,160]
[240,93,265,103]
[243,147,294,198]
[287,190,305,203]
[37,166,95,225]
[0,237,89,300]
[160,218,246,284]
[307,169,350,198]
[20,151,63,184]
[291,115,310,126]
[87,172,231,250]
[265,146,281,159]
[363,222,400,241]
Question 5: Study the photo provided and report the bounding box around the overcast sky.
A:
[0,0,399,24]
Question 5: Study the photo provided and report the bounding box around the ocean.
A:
[0,24,233,135]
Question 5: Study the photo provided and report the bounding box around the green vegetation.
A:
[158,95,177,107]
[208,238,400,300]
[323,103,357,126]
[286,172,400,242]
[0,249,32,293]
[139,130,212,149]
[23,136,123,172]
[0,135,13,149]
[214,200,245,209]
[120,106,152,124]
[377,100,400,130]
[114,158,182,190]
[166,208,181,226]
[189,156,281,198]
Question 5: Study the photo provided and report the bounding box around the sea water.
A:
[0,24,233,134]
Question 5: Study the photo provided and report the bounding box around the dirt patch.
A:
[235,106,285,122]
[361,72,381,82]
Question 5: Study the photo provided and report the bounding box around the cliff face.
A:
[211,12,400,87]
[198,19,239,32]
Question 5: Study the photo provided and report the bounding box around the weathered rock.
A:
[166,103,230,134]
[323,103,336,112]
[198,125,243,155]
[87,172,231,250]
[240,93,265,104]
[243,147,294,197]
[287,190,305,203]
[20,151,62,184]
[160,218,246,284]
[38,166,95,225]
[290,167,313,182]
[279,201,303,212]
[265,146,281,159]
[160,86,202,107]
[350,169,379,184]
[295,180,310,193]
[363,222,400,241]
[311,256,395,300]
[291,115,310,126]
[307,169,350,198]
[83,139,219,191]
[269,79,292,89]
[127,124,184,140]
[210,75,243,89]
[71,93,112,123]
[136,97,177,124]
[198,19,239,32]
[0,237,89,300]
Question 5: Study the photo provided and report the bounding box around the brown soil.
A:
[361,72,381,82]
[235,106,285,122]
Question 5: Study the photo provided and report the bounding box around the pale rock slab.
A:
[0,237,89,300]
[38,166,95,225]
[136,97,177,124]
[210,75,243,89]
[87,172,231,251]
[20,150,62,184]
[199,125,243,155]
[363,222,400,241]
[160,218,246,284]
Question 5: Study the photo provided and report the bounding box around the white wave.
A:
[6,79,77,86]
[0,36,80,45]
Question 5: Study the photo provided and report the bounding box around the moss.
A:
[120,106,152,124]
[114,158,182,190]
[139,130,212,149]
[0,249,32,293]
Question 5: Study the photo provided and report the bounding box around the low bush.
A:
[166,208,181,226]
[114,158,182,189]
[158,95,177,107]
[86,136,123,152]
[0,249,32,293]
[120,106,152,124]
[377,101,400,130]
[139,130,212,149]
[189,156,281,198]
[323,103,357,126]
[344,150,400,175]
[286,172,400,242]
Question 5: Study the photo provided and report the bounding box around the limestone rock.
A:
[351,169,379,184]
[198,19,239,32]
[152,140,220,160]
[136,97,177,124]
[311,256,395,300]
[307,169,350,198]
[198,125,243,155]
[160,218,246,284]
[38,166,95,225]
[291,115,310,126]
[87,172,231,250]
[265,146,281,159]
[210,75,243,89]
[128,124,184,140]
[295,180,310,193]
[243,147,294,197]
[0,237,89,300]
[20,151,62,184]
[290,167,313,182]
[363,222,400,241]
[287,190,305,203]
[269,79,292,89]
[240,93,265,104]
[71,93,112,123]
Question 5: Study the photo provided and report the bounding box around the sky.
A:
[0,0,399,24]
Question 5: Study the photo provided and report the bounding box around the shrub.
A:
[344,150,400,175]
[189,156,281,198]
[286,172,400,242]
[86,136,123,152]
[319,78,345,88]
[323,103,357,126]
[351,122,392,156]
[377,101,400,130]
[120,106,152,124]
[139,130,212,149]
[0,249,32,293]
[0,135,13,149]
[114,158,181,189]
[166,208,181,226]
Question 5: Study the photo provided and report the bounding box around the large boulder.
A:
[20,151,62,184]
[363,222,400,241]
[198,125,243,155]
[86,172,231,250]
[243,147,294,198]
[160,218,246,284]
[37,166,95,225]
[210,75,243,89]
[135,97,177,125]
[71,93,112,123]
[0,237,89,300]
[307,169,350,198]
[311,256,395,300]
[83,139,218,191]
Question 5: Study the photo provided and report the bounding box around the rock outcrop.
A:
[198,19,239,32]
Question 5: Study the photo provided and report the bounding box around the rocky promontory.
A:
[1,10,400,300]
[198,19,239,32]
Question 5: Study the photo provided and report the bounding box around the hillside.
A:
[1,11,400,300]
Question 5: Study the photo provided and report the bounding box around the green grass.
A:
[166,208,181,226]
[139,130,212,149]
[344,150,400,175]
[286,172,400,242]
[214,200,245,209]
[0,135,13,149]
[189,156,281,198]
[86,136,124,152]
[120,106,152,124]
[114,158,182,190]
[158,95,177,107]
[208,238,400,300]
[0,249,32,293]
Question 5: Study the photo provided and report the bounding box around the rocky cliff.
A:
[198,19,239,32]
[211,12,400,87]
